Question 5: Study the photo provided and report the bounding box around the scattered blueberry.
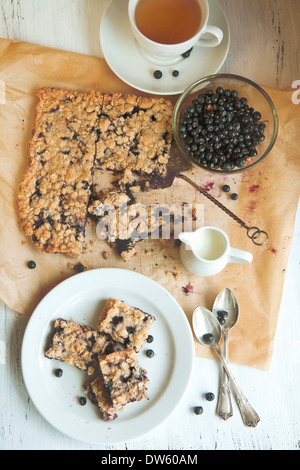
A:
[182,48,193,58]
[202,333,214,344]
[231,193,239,200]
[218,310,228,318]
[216,310,228,325]
[222,184,230,193]
[147,335,154,343]
[55,368,63,377]
[194,406,204,415]
[172,70,180,77]
[205,392,215,402]
[153,70,163,79]
[146,349,155,358]
[27,260,36,269]
[75,263,85,273]
[79,397,87,406]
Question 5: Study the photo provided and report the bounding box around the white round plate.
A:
[100,0,230,95]
[21,268,194,445]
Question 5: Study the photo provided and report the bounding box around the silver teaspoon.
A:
[213,288,239,421]
[192,306,260,427]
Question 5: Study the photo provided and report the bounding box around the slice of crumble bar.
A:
[98,349,149,410]
[17,87,103,257]
[84,374,118,421]
[45,318,116,375]
[97,298,155,352]
[94,93,173,178]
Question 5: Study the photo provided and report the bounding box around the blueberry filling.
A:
[112,316,123,326]
[126,326,136,334]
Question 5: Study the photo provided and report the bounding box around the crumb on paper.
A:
[182,284,194,295]
[166,270,180,280]
[203,181,214,191]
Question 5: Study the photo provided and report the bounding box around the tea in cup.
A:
[178,226,253,277]
[128,0,224,64]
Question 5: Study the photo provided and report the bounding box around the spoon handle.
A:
[216,333,233,420]
[215,346,260,427]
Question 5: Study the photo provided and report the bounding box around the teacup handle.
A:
[229,247,253,264]
[196,25,223,48]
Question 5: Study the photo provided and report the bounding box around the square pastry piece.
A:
[45,318,116,375]
[97,298,155,352]
[84,374,118,422]
[94,93,173,178]
[98,349,149,410]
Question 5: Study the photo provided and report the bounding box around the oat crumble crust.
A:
[44,318,116,375]
[97,298,155,352]
[17,87,173,257]
[98,349,149,409]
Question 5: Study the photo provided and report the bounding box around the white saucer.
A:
[100,0,230,96]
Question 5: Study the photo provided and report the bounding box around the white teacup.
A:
[179,226,253,277]
[128,0,224,65]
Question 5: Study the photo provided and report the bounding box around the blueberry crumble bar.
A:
[98,349,149,410]
[97,298,155,352]
[44,318,116,375]
[17,87,102,257]
[94,93,173,178]
[17,87,173,257]
[84,374,118,421]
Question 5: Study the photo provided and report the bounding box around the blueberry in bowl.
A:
[172,74,278,174]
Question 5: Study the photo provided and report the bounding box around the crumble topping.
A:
[44,318,116,375]
[97,298,155,352]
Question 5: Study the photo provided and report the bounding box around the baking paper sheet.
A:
[0,38,299,369]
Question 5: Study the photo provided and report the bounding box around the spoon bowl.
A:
[192,306,222,348]
[213,288,239,332]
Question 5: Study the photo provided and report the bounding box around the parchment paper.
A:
[0,38,299,370]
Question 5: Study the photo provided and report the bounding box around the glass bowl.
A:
[172,74,279,174]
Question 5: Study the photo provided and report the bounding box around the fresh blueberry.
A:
[194,406,204,415]
[146,349,154,358]
[153,70,163,79]
[27,260,36,269]
[205,393,215,402]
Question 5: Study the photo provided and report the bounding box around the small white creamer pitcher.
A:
[178,226,253,277]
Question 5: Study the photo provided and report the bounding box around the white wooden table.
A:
[1,0,300,451]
